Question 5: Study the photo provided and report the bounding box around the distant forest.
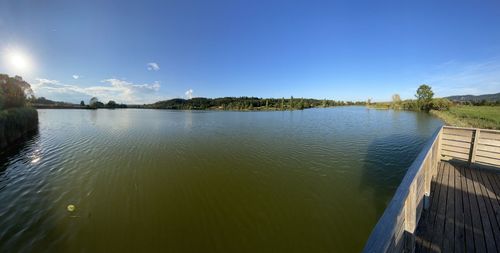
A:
[147,97,366,110]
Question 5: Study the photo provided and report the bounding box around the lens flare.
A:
[3,47,33,75]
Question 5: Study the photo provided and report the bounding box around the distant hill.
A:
[445,92,500,102]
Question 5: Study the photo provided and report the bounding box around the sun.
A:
[3,48,33,75]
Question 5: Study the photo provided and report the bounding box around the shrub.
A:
[0,107,38,147]
[430,98,453,111]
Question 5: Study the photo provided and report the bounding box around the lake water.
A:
[0,107,442,252]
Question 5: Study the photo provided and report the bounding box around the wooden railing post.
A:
[424,154,431,210]
[470,129,480,164]
[404,182,417,253]
[436,127,443,166]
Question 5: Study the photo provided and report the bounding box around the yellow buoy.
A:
[67,204,76,212]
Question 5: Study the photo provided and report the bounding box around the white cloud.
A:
[185,89,193,99]
[72,75,79,79]
[32,78,163,104]
[147,62,160,71]
[424,59,500,97]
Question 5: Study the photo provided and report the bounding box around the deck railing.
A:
[363,126,500,253]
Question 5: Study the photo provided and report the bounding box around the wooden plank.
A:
[443,127,474,138]
[454,164,465,253]
[429,162,450,252]
[442,133,473,143]
[475,156,500,166]
[464,167,487,253]
[476,143,500,153]
[479,171,500,252]
[464,166,486,252]
[441,139,471,149]
[441,150,470,160]
[478,138,500,147]
[461,165,475,253]
[470,168,498,253]
[476,149,500,159]
[405,181,417,234]
[479,131,500,140]
[487,173,500,205]
[440,145,470,154]
[442,162,455,252]
[415,160,441,252]
[419,162,446,252]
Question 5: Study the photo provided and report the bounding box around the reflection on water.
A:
[0,107,442,252]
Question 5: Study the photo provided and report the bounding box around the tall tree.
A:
[415,84,434,111]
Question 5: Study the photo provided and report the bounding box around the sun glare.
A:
[3,48,33,74]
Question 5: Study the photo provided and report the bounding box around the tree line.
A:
[369,84,453,111]
[147,97,366,110]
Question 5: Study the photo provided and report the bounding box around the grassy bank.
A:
[430,106,500,130]
[0,107,39,148]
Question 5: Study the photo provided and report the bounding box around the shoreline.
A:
[430,107,499,130]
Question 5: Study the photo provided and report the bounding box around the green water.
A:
[0,107,442,252]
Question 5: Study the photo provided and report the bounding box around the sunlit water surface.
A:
[0,107,442,252]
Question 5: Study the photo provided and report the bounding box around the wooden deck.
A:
[363,127,500,253]
[415,161,500,253]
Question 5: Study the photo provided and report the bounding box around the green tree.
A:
[281,97,284,110]
[415,84,434,111]
[107,100,117,108]
[80,100,85,106]
[0,74,29,109]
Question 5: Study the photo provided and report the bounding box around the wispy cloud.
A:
[185,88,193,99]
[424,59,500,97]
[72,75,79,79]
[32,78,163,104]
[147,62,160,71]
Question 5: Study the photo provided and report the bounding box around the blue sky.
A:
[0,0,499,104]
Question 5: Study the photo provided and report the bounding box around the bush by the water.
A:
[0,107,38,147]
[0,74,39,148]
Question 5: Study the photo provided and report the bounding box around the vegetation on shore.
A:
[368,84,453,112]
[368,84,500,129]
[31,96,128,109]
[9,74,500,131]
[430,106,500,130]
[148,97,365,110]
[0,74,38,148]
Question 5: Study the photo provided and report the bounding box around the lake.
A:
[0,107,442,252]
